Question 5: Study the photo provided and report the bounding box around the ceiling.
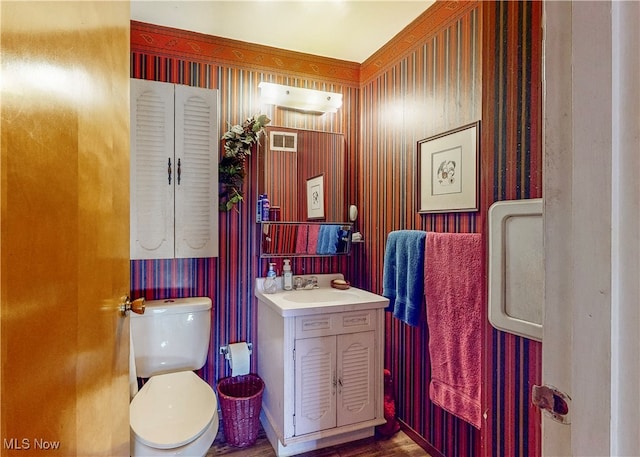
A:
[130,1,435,63]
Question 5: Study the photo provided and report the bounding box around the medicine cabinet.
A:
[130,79,219,259]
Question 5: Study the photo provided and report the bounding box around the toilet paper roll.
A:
[228,342,251,376]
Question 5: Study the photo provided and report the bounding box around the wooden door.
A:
[1,2,130,456]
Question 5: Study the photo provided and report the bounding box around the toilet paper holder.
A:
[219,343,253,359]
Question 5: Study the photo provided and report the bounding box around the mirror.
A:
[258,126,346,222]
[260,222,352,258]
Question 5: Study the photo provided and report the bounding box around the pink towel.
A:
[295,224,308,254]
[307,224,321,254]
[425,232,483,429]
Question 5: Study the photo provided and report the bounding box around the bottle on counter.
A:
[282,259,293,290]
[263,262,277,294]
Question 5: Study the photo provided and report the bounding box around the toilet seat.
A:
[130,371,217,449]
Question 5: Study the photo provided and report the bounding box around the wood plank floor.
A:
[206,426,431,457]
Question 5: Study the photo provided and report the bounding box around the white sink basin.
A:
[281,289,361,304]
[255,274,389,317]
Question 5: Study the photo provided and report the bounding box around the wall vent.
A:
[270,131,298,152]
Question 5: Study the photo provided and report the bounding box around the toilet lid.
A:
[130,371,217,449]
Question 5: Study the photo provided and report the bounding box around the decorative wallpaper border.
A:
[131,20,360,87]
[131,1,478,88]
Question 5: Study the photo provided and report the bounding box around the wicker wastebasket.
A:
[216,374,264,447]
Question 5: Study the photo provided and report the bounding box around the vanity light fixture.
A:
[258,82,342,114]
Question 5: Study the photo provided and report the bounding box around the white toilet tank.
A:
[131,297,212,378]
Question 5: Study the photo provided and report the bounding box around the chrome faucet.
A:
[293,276,318,290]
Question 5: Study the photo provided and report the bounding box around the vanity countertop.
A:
[255,273,389,317]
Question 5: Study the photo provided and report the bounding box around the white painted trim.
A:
[543,2,626,456]
[542,2,573,455]
[610,2,640,455]
[570,5,613,456]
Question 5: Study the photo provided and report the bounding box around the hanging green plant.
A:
[218,113,270,212]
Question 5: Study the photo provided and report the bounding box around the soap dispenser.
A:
[263,262,278,294]
[282,259,293,290]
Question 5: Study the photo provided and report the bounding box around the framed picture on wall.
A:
[306,174,325,220]
[417,121,480,213]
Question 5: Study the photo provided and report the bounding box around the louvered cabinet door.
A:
[130,80,219,260]
[336,331,376,427]
[174,85,219,258]
[130,79,175,259]
[294,335,337,435]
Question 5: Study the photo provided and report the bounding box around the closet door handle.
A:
[167,158,172,185]
[177,158,181,185]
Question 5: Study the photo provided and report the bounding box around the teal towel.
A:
[382,230,427,326]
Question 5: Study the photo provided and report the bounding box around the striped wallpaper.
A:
[357,2,542,456]
[358,3,482,456]
[481,3,543,456]
[129,2,543,456]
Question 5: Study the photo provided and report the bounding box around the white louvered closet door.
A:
[174,85,218,258]
[295,336,337,435]
[130,79,175,259]
[336,331,376,427]
[130,80,218,260]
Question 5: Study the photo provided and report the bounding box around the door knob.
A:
[120,296,145,316]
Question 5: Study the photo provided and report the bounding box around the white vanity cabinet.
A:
[256,277,388,457]
[130,79,219,259]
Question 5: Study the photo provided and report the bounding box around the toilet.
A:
[129,297,219,457]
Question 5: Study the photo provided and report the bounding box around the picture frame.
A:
[306,174,325,220]
[417,121,480,213]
